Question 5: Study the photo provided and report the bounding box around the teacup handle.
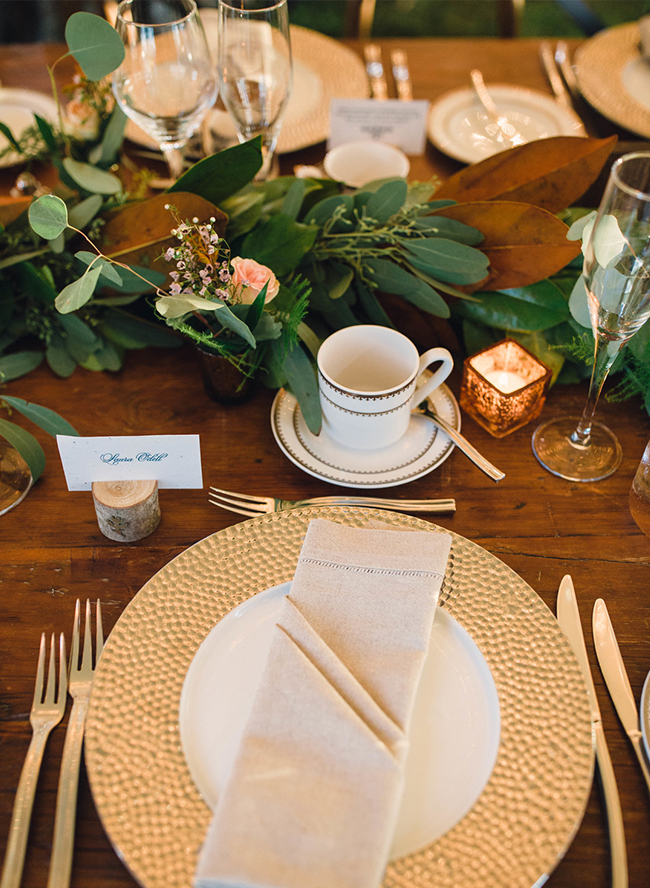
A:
[413,347,454,406]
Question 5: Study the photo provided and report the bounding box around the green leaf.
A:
[1,396,78,436]
[365,179,408,224]
[281,178,307,220]
[90,105,127,167]
[29,195,69,240]
[64,11,126,81]
[34,114,58,156]
[355,280,394,327]
[271,340,321,434]
[15,262,58,304]
[0,351,43,382]
[55,266,102,313]
[454,289,569,332]
[68,194,103,230]
[365,258,450,317]
[168,138,263,205]
[58,313,102,362]
[462,319,498,356]
[415,215,484,245]
[0,122,20,152]
[75,251,123,286]
[399,237,489,284]
[0,418,45,481]
[222,190,265,240]
[501,278,570,313]
[100,311,182,349]
[324,262,354,300]
[0,249,48,271]
[303,194,354,229]
[510,332,564,383]
[241,215,317,277]
[569,274,591,328]
[46,335,77,378]
[62,158,122,194]
[80,338,123,371]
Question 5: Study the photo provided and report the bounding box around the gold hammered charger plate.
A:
[84,508,593,888]
[575,22,650,139]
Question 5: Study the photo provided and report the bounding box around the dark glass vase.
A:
[196,346,257,405]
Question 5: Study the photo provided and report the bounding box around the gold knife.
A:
[593,598,650,796]
[390,49,413,102]
[556,576,627,888]
[539,41,587,136]
[363,43,388,101]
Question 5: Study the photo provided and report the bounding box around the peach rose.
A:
[64,98,100,141]
[230,257,279,304]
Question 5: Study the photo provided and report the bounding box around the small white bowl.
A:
[323,140,410,188]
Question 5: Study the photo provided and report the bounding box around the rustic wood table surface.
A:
[1,35,650,888]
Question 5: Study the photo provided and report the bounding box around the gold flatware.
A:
[415,407,505,482]
[557,577,627,888]
[364,43,388,100]
[1,634,67,888]
[209,487,456,517]
[593,598,650,797]
[539,41,587,135]
[470,68,527,147]
[47,600,104,888]
[391,49,413,101]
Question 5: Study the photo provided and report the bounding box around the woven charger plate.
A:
[575,22,650,139]
[85,508,593,888]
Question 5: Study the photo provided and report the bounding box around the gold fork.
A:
[209,486,456,517]
[1,633,67,888]
[47,600,103,888]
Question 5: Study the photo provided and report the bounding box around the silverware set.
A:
[0,601,104,888]
[364,42,412,101]
[557,576,650,888]
[539,40,589,135]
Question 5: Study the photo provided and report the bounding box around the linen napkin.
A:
[195,519,451,888]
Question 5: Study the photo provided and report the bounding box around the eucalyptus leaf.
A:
[99,311,182,349]
[365,179,408,224]
[0,351,43,382]
[68,194,103,230]
[106,264,166,294]
[156,293,228,319]
[0,418,45,481]
[15,262,58,304]
[355,279,394,328]
[569,274,591,328]
[59,313,101,362]
[29,194,69,240]
[399,237,489,281]
[49,232,65,254]
[55,266,102,313]
[415,215,484,245]
[297,321,322,359]
[46,335,77,378]
[251,311,282,341]
[0,249,48,271]
[364,257,449,317]
[64,11,125,81]
[80,339,123,371]
[303,194,354,229]
[1,396,78,436]
[271,340,321,434]
[75,251,123,286]
[62,158,122,195]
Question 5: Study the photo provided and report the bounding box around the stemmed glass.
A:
[217,0,293,180]
[533,151,650,481]
[112,0,217,180]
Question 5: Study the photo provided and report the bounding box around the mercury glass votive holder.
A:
[460,339,552,438]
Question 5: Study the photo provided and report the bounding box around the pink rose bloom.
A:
[64,98,100,140]
[230,257,279,304]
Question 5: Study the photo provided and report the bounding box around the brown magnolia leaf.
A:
[434,201,581,291]
[99,192,228,273]
[434,135,617,213]
[0,196,30,228]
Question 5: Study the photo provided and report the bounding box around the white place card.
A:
[56,435,203,491]
[328,98,430,155]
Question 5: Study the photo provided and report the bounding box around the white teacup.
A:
[317,326,453,451]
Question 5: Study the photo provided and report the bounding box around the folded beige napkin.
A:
[195,519,451,888]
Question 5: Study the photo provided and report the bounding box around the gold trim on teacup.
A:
[318,367,417,401]
[320,388,413,417]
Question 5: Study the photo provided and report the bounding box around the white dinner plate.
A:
[428,84,584,164]
[124,22,369,155]
[0,88,58,168]
[270,383,460,489]
[179,581,501,859]
[575,22,650,140]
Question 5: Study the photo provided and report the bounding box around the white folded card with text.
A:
[56,435,203,491]
[328,98,430,155]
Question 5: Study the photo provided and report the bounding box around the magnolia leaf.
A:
[241,215,317,277]
[0,418,45,481]
[99,192,227,275]
[90,105,127,167]
[365,179,408,224]
[55,266,102,313]
[0,351,43,382]
[99,311,182,349]
[75,251,123,286]
[68,194,103,230]
[454,286,569,332]
[168,137,263,205]
[156,294,227,319]
[62,158,122,194]
[434,201,581,291]
[271,340,321,434]
[1,396,78,436]
[303,194,355,229]
[281,178,307,220]
[569,274,591,328]
[64,12,125,81]
[434,135,617,213]
[29,194,69,240]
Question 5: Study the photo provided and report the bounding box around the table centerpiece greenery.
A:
[2,11,646,479]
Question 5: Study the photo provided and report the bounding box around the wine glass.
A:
[217,0,293,180]
[112,0,217,180]
[533,151,650,482]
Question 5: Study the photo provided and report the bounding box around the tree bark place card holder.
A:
[56,435,203,541]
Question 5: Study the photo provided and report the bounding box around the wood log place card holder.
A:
[56,434,203,542]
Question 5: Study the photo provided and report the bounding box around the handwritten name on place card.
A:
[57,435,203,491]
[329,98,430,155]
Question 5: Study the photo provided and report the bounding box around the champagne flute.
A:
[217,0,293,180]
[112,0,217,180]
[533,151,650,482]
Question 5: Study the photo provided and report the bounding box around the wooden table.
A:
[2,36,650,888]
